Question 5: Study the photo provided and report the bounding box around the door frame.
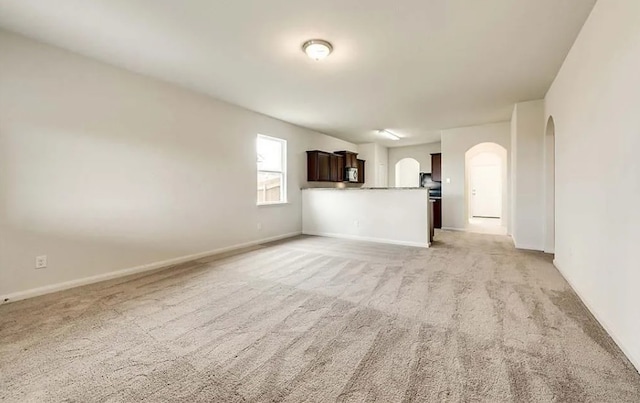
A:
[464,142,508,233]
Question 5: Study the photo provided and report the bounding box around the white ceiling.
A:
[0,0,596,147]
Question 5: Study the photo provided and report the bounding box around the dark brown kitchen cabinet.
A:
[357,159,365,183]
[431,153,442,182]
[429,200,435,243]
[307,150,332,181]
[334,151,358,168]
[349,153,358,168]
[318,152,331,181]
[335,155,345,182]
[433,199,442,229]
[307,150,362,183]
[430,153,442,229]
[329,154,342,182]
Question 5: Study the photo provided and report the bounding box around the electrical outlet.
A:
[257,223,262,231]
[35,255,47,269]
[354,220,359,228]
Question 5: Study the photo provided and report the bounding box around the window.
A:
[257,134,287,204]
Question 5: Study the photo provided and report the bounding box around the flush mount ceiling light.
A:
[378,129,401,141]
[302,39,333,61]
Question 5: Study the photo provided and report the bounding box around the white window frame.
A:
[257,134,287,205]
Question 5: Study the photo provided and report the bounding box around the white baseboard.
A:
[0,231,301,305]
[441,227,466,232]
[442,227,511,237]
[553,259,640,373]
[514,243,544,251]
[303,231,428,248]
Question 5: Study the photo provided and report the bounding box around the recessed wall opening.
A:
[465,143,508,235]
[395,157,420,187]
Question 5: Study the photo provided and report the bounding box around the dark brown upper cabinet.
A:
[431,153,442,182]
[307,150,363,183]
[329,153,341,182]
[307,150,332,181]
[357,159,365,184]
[334,151,358,168]
[335,154,345,182]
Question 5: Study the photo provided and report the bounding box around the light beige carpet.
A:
[1,231,639,402]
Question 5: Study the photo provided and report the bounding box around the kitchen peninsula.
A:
[301,188,432,247]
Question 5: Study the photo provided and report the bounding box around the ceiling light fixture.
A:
[302,39,333,61]
[378,129,401,141]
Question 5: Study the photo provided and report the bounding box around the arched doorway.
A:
[465,143,508,235]
[545,116,556,253]
[395,158,420,187]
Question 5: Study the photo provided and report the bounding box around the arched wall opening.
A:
[465,142,508,235]
[544,116,556,253]
[395,158,420,187]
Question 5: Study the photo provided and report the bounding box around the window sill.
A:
[257,201,290,207]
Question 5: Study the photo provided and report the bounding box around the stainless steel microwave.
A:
[345,167,358,182]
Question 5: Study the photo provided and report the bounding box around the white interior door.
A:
[470,165,502,218]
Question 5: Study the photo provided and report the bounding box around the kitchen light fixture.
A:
[302,39,333,61]
[378,129,401,141]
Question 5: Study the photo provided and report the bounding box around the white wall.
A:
[374,143,389,187]
[388,142,441,187]
[0,31,355,300]
[510,100,545,250]
[545,0,640,371]
[544,118,556,253]
[510,109,518,239]
[357,143,389,188]
[302,189,429,247]
[441,122,510,230]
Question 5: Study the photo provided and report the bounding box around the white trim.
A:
[514,243,544,251]
[303,231,428,248]
[257,134,287,204]
[1,232,301,305]
[441,227,466,232]
[442,226,512,237]
[553,259,640,373]
[257,201,290,207]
